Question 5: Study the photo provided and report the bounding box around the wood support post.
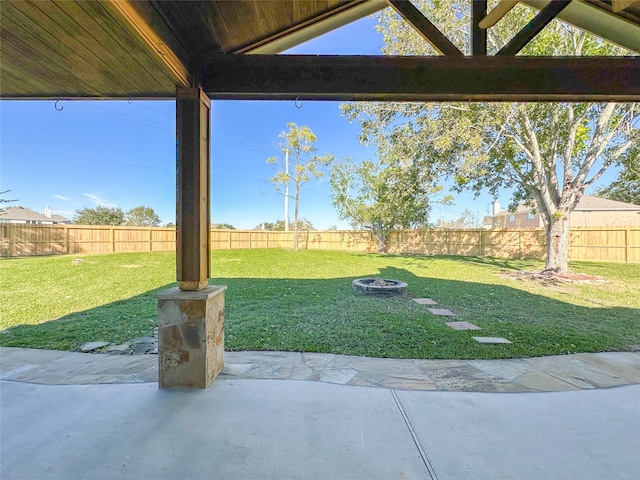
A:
[176,87,211,291]
[471,0,487,56]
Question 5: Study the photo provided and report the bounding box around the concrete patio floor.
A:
[1,347,639,479]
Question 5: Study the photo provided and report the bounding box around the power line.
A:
[0,145,172,172]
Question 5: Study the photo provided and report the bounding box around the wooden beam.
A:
[472,0,488,55]
[479,1,519,29]
[386,0,463,56]
[176,87,210,291]
[201,54,640,102]
[107,0,190,86]
[612,0,640,12]
[497,0,573,56]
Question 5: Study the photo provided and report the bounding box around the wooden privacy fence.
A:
[1,224,639,263]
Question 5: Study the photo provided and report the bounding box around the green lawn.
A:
[1,250,638,359]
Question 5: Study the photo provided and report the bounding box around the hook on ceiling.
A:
[54,99,63,111]
[294,97,303,109]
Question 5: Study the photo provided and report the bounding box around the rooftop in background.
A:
[0,206,71,225]
[485,195,640,229]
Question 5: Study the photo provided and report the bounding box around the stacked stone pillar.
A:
[155,286,225,388]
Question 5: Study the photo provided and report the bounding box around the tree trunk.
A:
[543,212,570,273]
[372,224,386,253]
[293,187,300,252]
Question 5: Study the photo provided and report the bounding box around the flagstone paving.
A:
[1,347,639,393]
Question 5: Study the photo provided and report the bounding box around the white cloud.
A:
[83,193,116,207]
[53,194,72,201]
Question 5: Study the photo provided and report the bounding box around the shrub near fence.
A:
[1,224,639,263]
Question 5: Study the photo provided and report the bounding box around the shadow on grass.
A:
[0,284,175,351]
[2,267,638,360]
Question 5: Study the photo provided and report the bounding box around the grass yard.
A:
[1,249,638,359]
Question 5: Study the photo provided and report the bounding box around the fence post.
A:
[110,227,115,253]
[9,225,14,257]
[625,228,630,264]
[228,230,232,250]
[518,230,523,258]
[249,231,252,249]
[149,228,153,252]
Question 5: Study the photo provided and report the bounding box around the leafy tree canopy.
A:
[342,1,639,271]
[257,218,315,231]
[74,206,124,226]
[330,157,450,251]
[212,223,236,230]
[124,206,161,227]
[595,158,640,205]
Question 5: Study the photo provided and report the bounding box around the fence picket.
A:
[1,225,638,263]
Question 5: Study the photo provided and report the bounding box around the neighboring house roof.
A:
[494,196,640,216]
[0,206,70,223]
[50,214,72,223]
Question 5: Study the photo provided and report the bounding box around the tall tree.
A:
[330,157,448,252]
[595,158,640,205]
[124,206,161,227]
[342,1,639,273]
[267,123,333,251]
[74,206,124,226]
[439,209,483,229]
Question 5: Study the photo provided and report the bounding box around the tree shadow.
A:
[4,265,637,360]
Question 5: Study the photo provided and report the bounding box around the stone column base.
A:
[155,285,226,388]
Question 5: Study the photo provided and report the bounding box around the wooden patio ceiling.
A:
[1,0,639,101]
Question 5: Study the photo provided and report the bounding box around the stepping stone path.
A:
[445,321,481,331]
[413,298,437,305]
[473,337,512,344]
[427,308,456,316]
[413,298,513,345]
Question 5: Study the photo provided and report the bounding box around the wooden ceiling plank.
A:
[238,0,387,54]
[36,0,142,94]
[200,54,640,102]
[386,0,463,56]
[106,0,190,86]
[79,1,175,92]
[478,1,519,29]
[192,2,225,52]
[497,0,573,56]
[0,12,110,97]
[0,51,61,96]
[249,1,276,36]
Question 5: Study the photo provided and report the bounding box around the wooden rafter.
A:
[201,54,640,102]
[386,0,463,56]
[107,0,190,86]
[497,0,573,56]
[479,1,519,29]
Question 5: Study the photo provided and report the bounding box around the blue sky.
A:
[0,16,617,229]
